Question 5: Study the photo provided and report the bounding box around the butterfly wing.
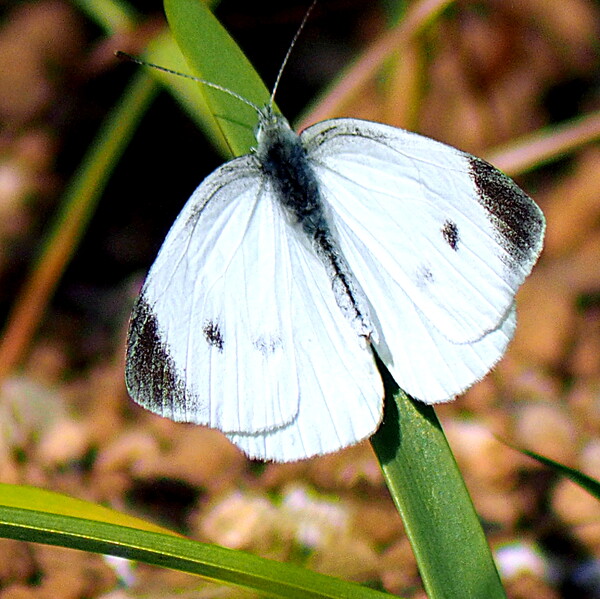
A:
[320,204,517,402]
[126,157,301,433]
[228,226,384,461]
[126,155,382,459]
[303,118,544,402]
[304,118,544,342]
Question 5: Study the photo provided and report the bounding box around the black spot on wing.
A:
[125,294,185,415]
[203,320,224,351]
[441,220,459,250]
[469,157,544,266]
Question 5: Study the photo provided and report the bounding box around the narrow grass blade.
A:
[164,0,271,157]
[0,484,176,535]
[0,486,397,599]
[0,72,157,380]
[371,372,507,599]
[518,448,600,500]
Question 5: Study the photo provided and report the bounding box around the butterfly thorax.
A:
[255,106,326,236]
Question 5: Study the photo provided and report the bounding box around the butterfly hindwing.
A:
[228,226,384,461]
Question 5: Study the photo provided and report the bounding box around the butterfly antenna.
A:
[116,51,261,112]
[269,0,318,107]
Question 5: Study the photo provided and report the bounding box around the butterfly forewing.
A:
[303,119,544,345]
[126,156,302,434]
[126,152,384,457]
[301,118,543,403]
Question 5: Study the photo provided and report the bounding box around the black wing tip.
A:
[125,294,186,416]
[468,156,545,263]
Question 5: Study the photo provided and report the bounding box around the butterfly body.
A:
[256,107,374,340]
[126,107,544,462]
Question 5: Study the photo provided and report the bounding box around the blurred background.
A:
[0,0,599,597]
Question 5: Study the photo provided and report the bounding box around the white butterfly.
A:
[125,95,544,462]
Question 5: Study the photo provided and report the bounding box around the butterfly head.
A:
[255,105,297,156]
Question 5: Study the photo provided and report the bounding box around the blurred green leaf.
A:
[72,0,139,33]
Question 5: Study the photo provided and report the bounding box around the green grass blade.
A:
[142,30,231,157]
[0,484,176,534]
[0,486,397,599]
[164,0,271,157]
[371,374,506,599]
[72,0,139,33]
[518,448,600,499]
[76,0,232,156]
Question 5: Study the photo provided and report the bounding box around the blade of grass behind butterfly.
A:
[143,29,231,157]
[75,0,231,155]
[0,0,228,380]
[72,0,139,31]
[0,1,156,378]
[164,0,271,158]
[371,370,507,599]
